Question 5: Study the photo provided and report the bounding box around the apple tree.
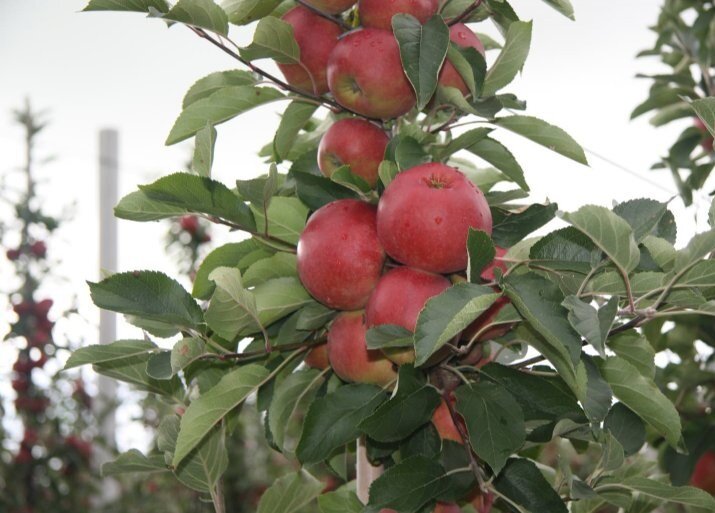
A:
[69,1,715,512]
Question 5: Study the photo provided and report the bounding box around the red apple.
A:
[304,343,330,370]
[303,0,356,14]
[358,0,439,31]
[365,266,451,364]
[438,23,485,97]
[695,117,714,153]
[34,299,53,317]
[691,450,715,494]
[462,295,512,344]
[13,301,33,316]
[481,246,508,282]
[434,503,462,513]
[318,118,389,188]
[279,6,342,95]
[327,28,416,119]
[327,311,397,385]
[377,163,492,273]
[431,398,462,443]
[297,199,386,310]
[179,215,200,234]
[30,241,46,258]
[6,248,20,261]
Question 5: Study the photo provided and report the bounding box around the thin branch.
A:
[447,0,484,26]
[295,0,351,30]
[200,338,324,362]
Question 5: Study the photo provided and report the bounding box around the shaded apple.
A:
[327,311,397,385]
[462,295,513,344]
[303,0,357,14]
[691,450,715,494]
[327,28,416,119]
[438,23,485,97]
[431,397,462,443]
[179,215,200,234]
[297,199,386,310]
[318,118,389,187]
[695,117,714,153]
[358,0,439,31]
[377,163,492,273]
[434,503,462,513]
[304,343,330,370]
[279,6,342,95]
[365,266,451,364]
[481,246,508,282]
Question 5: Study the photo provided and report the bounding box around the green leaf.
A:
[562,295,617,358]
[257,470,324,513]
[455,382,525,474]
[190,125,217,177]
[642,236,676,271]
[167,85,284,144]
[437,128,492,161]
[690,97,715,138]
[330,166,372,195]
[273,101,318,162]
[400,423,442,460]
[65,340,156,370]
[467,136,528,191]
[598,356,683,449]
[604,477,715,510]
[163,0,228,36]
[598,432,625,472]
[673,229,715,273]
[318,489,364,513]
[140,172,255,230]
[392,14,450,110]
[222,0,282,25]
[494,115,588,165]
[612,198,672,243]
[378,160,399,187]
[242,252,297,287]
[291,167,359,211]
[540,0,575,19]
[493,458,568,513]
[395,136,430,171]
[483,21,532,96]
[446,44,486,98]
[102,449,168,476]
[631,87,682,120]
[193,239,271,299]
[83,0,169,13]
[89,271,203,330]
[114,190,187,221]
[205,267,261,339]
[268,369,325,452]
[414,283,499,366]
[491,203,557,248]
[146,351,172,380]
[367,455,447,512]
[359,365,441,443]
[296,384,386,464]
[607,332,655,380]
[604,403,645,456]
[560,205,640,276]
[241,16,300,64]
[467,229,496,282]
[251,197,309,245]
[581,355,613,423]
[171,338,206,376]
[173,364,270,466]
[530,226,601,272]
[183,70,256,108]
[366,324,414,350]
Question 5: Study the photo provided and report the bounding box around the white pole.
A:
[356,437,384,504]
[95,128,121,505]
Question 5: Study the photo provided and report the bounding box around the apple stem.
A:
[446,0,485,27]
[295,0,352,30]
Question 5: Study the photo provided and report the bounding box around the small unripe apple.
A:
[377,163,492,273]
[30,241,46,258]
[297,199,386,310]
[179,215,200,234]
[481,246,508,282]
[303,0,356,14]
[365,266,451,364]
[695,117,714,153]
[431,398,463,443]
[279,6,342,95]
[438,23,485,97]
[327,311,397,386]
[327,28,416,119]
[318,118,389,188]
[691,450,715,494]
[304,343,330,370]
[358,0,439,31]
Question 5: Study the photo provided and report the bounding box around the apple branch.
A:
[294,0,351,30]
[447,0,484,26]
[200,338,325,362]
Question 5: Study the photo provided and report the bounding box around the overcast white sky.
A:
[1,0,711,450]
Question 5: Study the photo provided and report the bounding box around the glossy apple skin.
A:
[366,266,451,364]
[695,117,714,152]
[327,28,416,119]
[303,0,357,14]
[439,23,485,96]
[377,163,493,273]
[431,399,462,443]
[358,0,439,30]
[327,311,397,385]
[481,246,508,282]
[318,118,389,188]
[304,343,330,370]
[279,6,342,95]
[691,451,715,494]
[297,199,386,310]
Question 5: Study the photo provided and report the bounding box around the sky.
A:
[0,0,711,451]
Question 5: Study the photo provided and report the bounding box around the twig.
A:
[200,338,325,362]
[447,0,484,26]
[295,0,351,30]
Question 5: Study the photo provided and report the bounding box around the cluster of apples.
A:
[277,0,484,119]
[6,240,47,261]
